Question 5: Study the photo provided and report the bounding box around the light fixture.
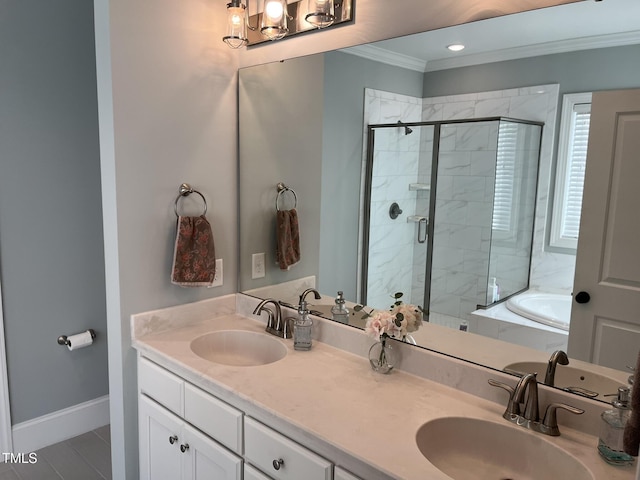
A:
[222,0,354,48]
[447,44,465,52]
[261,0,289,40]
[305,0,335,28]
[223,0,249,49]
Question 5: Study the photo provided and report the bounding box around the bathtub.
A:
[506,291,571,332]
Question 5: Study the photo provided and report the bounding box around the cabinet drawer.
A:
[244,463,272,480]
[244,417,332,480]
[138,358,184,415]
[184,383,243,455]
[335,467,361,480]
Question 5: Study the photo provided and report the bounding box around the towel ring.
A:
[174,183,207,217]
[276,182,298,212]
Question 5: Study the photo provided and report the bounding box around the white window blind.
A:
[492,122,518,232]
[550,92,592,250]
[560,104,590,239]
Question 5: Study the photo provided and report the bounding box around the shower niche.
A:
[361,118,542,327]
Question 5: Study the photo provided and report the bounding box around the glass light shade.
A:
[261,0,288,40]
[305,0,335,28]
[223,3,248,49]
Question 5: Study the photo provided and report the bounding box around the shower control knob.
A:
[575,291,590,304]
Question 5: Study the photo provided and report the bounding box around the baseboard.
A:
[12,395,110,453]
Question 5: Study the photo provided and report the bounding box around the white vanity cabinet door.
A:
[181,423,242,480]
[244,417,332,480]
[184,383,243,454]
[139,395,183,480]
[139,357,184,415]
[140,395,242,480]
[244,463,272,480]
[334,467,362,480]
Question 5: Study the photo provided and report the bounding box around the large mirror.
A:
[239,0,640,402]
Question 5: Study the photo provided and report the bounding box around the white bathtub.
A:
[506,291,571,331]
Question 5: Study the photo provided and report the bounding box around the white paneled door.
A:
[568,88,640,371]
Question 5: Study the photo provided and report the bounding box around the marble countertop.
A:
[132,307,636,480]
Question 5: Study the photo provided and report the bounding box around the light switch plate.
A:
[252,253,265,279]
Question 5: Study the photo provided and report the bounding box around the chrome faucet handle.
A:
[488,379,520,419]
[540,403,584,436]
[282,317,294,339]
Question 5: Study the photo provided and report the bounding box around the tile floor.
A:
[0,425,111,480]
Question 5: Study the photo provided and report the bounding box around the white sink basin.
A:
[505,361,625,398]
[190,330,287,367]
[416,417,594,480]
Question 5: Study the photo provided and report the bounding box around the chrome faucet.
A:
[298,288,321,313]
[545,350,569,386]
[513,373,540,424]
[489,373,584,436]
[253,299,290,338]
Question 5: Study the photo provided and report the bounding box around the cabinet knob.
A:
[575,291,591,304]
[168,435,178,445]
[272,458,284,470]
[180,443,190,453]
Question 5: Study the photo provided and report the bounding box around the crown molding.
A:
[342,30,640,73]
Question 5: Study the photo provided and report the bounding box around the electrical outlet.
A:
[252,253,266,279]
[212,258,223,287]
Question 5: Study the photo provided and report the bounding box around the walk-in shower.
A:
[361,117,543,329]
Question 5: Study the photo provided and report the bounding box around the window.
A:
[492,121,518,233]
[550,92,592,250]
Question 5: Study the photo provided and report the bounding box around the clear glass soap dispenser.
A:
[331,291,349,324]
[293,300,313,351]
[598,386,634,466]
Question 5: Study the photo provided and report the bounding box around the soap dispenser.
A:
[331,291,350,324]
[294,300,313,351]
[598,386,635,466]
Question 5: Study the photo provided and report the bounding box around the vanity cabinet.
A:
[139,396,242,480]
[138,356,366,480]
[138,357,243,480]
[244,417,332,480]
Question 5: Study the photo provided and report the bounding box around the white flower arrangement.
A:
[356,292,424,342]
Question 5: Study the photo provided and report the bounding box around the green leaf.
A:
[394,292,403,299]
[396,313,404,322]
[353,305,364,312]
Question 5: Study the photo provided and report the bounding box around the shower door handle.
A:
[418,218,427,244]
[574,291,590,304]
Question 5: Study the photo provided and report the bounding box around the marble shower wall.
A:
[362,84,573,320]
[363,89,427,309]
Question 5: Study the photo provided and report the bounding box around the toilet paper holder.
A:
[57,329,96,347]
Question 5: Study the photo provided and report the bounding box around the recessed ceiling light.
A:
[447,44,465,52]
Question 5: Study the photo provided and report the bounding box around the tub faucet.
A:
[253,299,285,337]
[545,350,569,386]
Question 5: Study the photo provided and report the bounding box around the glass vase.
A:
[368,338,397,374]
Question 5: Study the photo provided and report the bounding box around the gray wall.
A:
[319,51,424,300]
[0,1,108,423]
[238,54,325,291]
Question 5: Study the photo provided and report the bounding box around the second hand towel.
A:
[276,208,300,271]
[171,215,216,287]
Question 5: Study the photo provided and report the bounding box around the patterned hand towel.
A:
[276,209,300,271]
[624,350,640,456]
[171,215,216,287]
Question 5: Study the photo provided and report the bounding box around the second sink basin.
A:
[416,417,594,480]
[190,330,287,367]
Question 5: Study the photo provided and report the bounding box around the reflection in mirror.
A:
[239,0,640,402]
